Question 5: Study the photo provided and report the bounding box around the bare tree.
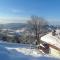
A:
[27,16,48,44]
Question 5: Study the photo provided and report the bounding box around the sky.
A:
[0,0,60,25]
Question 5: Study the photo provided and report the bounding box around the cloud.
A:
[0,16,30,24]
[47,18,60,25]
[11,9,21,13]
[10,8,25,14]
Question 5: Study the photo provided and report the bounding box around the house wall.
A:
[50,47,60,57]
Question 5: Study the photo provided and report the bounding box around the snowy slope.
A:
[0,41,60,60]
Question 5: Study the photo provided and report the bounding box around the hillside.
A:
[0,41,60,60]
[0,23,27,30]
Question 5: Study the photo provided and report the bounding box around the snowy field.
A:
[0,41,60,60]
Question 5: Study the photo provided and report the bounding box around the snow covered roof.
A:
[41,32,60,49]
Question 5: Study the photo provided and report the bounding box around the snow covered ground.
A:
[0,41,60,60]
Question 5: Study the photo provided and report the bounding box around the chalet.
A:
[40,30,60,57]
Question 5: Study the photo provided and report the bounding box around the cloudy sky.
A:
[0,0,60,25]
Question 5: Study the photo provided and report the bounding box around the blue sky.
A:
[0,0,60,25]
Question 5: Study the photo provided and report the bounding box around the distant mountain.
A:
[0,23,59,30]
[0,23,27,30]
